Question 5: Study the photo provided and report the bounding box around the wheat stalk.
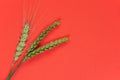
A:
[25,37,69,60]
[7,21,69,80]
[6,0,69,79]
[14,23,30,62]
[27,20,60,53]
[6,2,68,79]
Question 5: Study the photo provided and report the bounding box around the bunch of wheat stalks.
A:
[6,0,69,80]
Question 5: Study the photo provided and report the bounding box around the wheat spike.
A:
[27,20,61,53]
[25,37,69,60]
[14,23,30,62]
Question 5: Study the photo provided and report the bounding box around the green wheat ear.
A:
[27,20,61,53]
[25,37,69,60]
[14,23,30,62]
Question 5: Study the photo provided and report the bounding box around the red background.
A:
[0,0,120,80]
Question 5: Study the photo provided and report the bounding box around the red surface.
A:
[0,0,120,80]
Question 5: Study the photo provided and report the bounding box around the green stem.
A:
[6,68,13,80]
[6,57,26,80]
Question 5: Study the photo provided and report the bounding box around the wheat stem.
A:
[7,56,26,80]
